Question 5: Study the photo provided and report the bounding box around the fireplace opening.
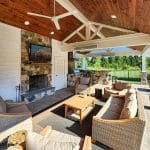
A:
[29,74,48,91]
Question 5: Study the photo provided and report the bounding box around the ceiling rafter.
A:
[56,0,137,44]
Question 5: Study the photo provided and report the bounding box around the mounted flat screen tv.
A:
[29,44,52,62]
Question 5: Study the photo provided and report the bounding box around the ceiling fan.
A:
[27,0,77,30]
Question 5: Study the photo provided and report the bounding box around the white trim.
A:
[61,33,150,51]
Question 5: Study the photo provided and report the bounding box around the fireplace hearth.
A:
[29,74,48,91]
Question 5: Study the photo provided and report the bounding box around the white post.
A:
[142,55,146,72]
[82,57,86,70]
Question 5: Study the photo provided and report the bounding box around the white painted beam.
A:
[61,33,150,51]
[62,24,85,43]
[86,24,91,40]
[56,0,88,25]
[90,25,103,39]
[77,32,86,40]
[89,21,136,33]
[56,0,105,40]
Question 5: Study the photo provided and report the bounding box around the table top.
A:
[64,95,95,110]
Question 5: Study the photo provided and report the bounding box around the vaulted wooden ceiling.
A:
[0,0,150,42]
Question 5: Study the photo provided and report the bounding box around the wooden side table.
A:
[95,88,102,99]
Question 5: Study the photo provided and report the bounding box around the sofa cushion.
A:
[80,77,90,85]
[77,84,88,90]
[0,96,6,113]
[7,104,29,113]
[26,131,79,150]
[120,89,137,119]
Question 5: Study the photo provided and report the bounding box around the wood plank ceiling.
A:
[0,0,82,41]
[0,0,150,42]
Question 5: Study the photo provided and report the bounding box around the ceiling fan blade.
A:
[57,11,78,19]
[57,12,72,19]
[53,18,61,30]
[27,12,52,19]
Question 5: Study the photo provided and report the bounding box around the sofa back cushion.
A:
[0,96,6,113]
[120,89,137,119]
[80,77,90,85]
[115,81,129,91]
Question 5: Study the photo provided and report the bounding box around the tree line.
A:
[77,56,145,70]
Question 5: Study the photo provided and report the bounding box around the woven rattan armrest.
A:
[93,116,139,124]
[110,94,125,98]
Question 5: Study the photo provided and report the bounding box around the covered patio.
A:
[0,0,150,150]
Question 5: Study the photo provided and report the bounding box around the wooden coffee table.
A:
[64,95,95,125]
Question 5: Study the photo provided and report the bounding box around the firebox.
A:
[29,74,48,91]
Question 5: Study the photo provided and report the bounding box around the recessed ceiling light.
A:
[24,21,30,25]
[111,15,117,19]
[50,31,54,35]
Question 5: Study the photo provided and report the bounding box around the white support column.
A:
[142,55,146,72]
[82,57,86,70]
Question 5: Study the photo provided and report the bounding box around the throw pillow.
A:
[120,99,137,119]
[120,91,137,119]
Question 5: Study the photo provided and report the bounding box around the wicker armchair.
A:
[92,91,146,150]
[0,96,32,141]
[75,75,92,95]
[104,81,130,98]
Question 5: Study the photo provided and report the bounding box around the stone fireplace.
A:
[29,74,48,91]
[21,30,52,94]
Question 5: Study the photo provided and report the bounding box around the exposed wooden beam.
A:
[61,33,150,51]
[62,24,85,43]
[89,21,136,33]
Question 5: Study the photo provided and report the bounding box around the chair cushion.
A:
[77,84,88,90]
[115,81,128,91]
[80,77,90,85]
[7,104,29,113]
[0,96,6,113]
[26,131,79,150]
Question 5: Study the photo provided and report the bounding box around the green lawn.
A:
[109,70,150,84]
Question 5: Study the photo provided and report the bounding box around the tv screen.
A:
[29,44,52,62]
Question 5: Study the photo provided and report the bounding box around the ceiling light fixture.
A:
[50,31,54,35]
[111,15,117,19]
[24,21,30,25]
